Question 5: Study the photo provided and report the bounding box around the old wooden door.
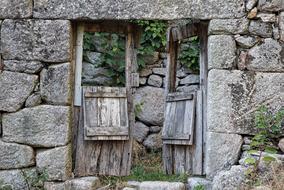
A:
[162,22,208,175]
[73,22,139,176]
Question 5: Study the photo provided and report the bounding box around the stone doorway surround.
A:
[0,0,283,189]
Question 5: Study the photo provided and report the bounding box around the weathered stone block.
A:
[40,63,71,105]
[0,169,29,190]
[134,86,164,126]
[208,18,249,34]
[0,0,32,19]
[139,181,185,190]
[256,13,276,23]
[2,105,71,147]
[44,182,66,190]
[33,0,245,20]
[246,0,258,11]
[0,71,38,112]
[179,75,199,85]
[212,165,247,190]
[234,35,258,48]
[147,74,163,87]
[3,60,44,74]
[36,145,72,181]
[25,92,42,107]
[65,177,101,190]
[207,70,284,134]
[247,38,283,72]
[0,140,35,169]
[279,12,284,42]
[205,132,243,179]
[152,68,166,76]
[143,132,162,150]
[208,35,236,69]
[1,19,71,62]
[187,177,212,190]
[258,0,284,12]
[248,20,272,38]
[133,122,149,143]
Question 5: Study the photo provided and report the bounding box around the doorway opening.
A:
[72,20,208,183]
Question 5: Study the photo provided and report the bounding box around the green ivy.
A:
[178,36,200,72]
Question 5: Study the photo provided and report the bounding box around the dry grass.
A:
[243,161,284,190]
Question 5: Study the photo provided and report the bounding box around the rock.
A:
[0,113,2,136]
[0,140,35,169]
[278,138,284,152]
[3,60,44,74]
[2,105,71,147]
[179,75,199,85]
[139,77,147,85]
[84,51,102,65]
[252,186,272,190]
[133,122,149,143]
[33,0,245,20]
[149,126,161,133]
[148,74,163,87]
[256,13,276,23]
[1,19,72,62]
[36,145,72,181]
[235,35,258,48]
[247,7,257,19]
[247,38,283,72]
[127,181,141,188]
[258,0,283,12]
[279,12,284,42]
[44,182,66,190]
[207,70,284,134]
[140,52,160,65]
[123,188,136,190]
[25,93,42,107]
[208,35,236,70]
[176,69,187,78]
[212,165,247,190]
[40,63,71,105]
[143,132,162,150]
[152,68,166,76]
[139,181,185,190]
[206,132,243,178]
[176,85,199,93]
[273,27,280,40]
[65,177,101,190]
[0,71,38,112]
[139,67,152,77]
[248,20,272,38]
[134,86,165,126]
[0,0,32,19]
[187,177,212,190]
[208,18,249,34]
[242,145,251,151]
[244,137,252,144]
[237,51,248,70]
[246,0,258,11]
[0,169,30,190]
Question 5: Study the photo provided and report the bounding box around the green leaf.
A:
[244,157,256,165]
[262,156,276,163]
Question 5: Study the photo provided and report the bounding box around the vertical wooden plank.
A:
[192,91,203,175]
[198,22,209,175]
[74,24,84,106]
[174,146,186,174]
[163,144,174,175]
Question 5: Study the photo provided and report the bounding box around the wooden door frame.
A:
[163,21,208,175]
[72,21,140,176]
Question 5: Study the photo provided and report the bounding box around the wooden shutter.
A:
[83,86,129,141]
[162,92,196,145]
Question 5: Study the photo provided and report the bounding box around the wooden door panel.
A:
[162,92,196,145]
[83,86,129,141]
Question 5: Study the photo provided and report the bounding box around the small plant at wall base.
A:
[245,106,284,181]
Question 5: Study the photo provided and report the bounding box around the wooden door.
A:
[73,22,139,176]
[163,22,208,175]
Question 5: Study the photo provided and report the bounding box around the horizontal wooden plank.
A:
[162,134,191,140]
[86,126,129,136]
[163,139,193,145]
[84,21,129,34]
[85,92,126,98]
[84,136,129,141]
[166,92,194,102]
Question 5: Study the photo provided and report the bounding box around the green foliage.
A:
[178,36,200,72]
[245,106,284,181]
[193,184,205,190]
[22,169,49,190]
[134,102,144,117]
[0,180,12,190]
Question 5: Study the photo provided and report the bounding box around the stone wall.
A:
[0,0,283,189]
[205,0,284,183]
